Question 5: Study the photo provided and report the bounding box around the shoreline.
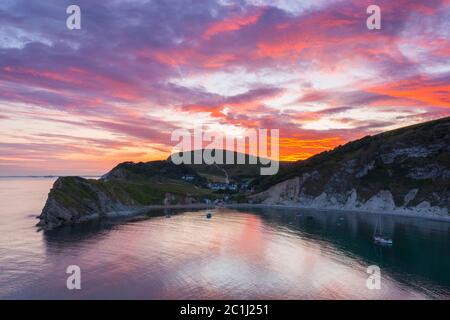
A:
[105,203,450,223]
[226,203,450,223]
[104,203,216,218]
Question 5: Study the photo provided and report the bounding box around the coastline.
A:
[38,202,450,231]
[108,203,216,216]
[226,203,450,223]
[226,204,450,222]
[101,203,450,223]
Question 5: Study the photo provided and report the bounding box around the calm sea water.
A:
[0,177,449,299]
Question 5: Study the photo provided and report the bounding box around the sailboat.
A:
[373,216,393,246]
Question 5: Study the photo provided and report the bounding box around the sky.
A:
[0,0,449,175]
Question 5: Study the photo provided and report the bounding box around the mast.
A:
[373,217,378,237]
[373,216,381,237]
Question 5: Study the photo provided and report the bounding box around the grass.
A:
[197,172,227,183]
[51,176,216,211]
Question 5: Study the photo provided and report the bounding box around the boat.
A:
[206,212,212,219]
[373,216,393,246]
[374,236,393,245]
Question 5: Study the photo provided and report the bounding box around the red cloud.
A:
[203,9,264,39]
[367,76,450,108]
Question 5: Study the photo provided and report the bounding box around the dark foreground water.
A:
[1,177,450,299]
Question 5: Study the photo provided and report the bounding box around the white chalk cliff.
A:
[252,117,450,216]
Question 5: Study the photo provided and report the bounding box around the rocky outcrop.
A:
[252,117,450,216]
[252,184,447,215]
[37,169,211,230]
[37,177,137,229]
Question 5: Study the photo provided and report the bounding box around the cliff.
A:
[251,117,450,216]
[37,162,214,229]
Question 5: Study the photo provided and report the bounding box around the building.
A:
[182,175,195,182]
[207,182,238,191]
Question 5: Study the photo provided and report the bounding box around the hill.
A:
[251,117,450,215]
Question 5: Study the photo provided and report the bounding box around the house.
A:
[182,175,195,182]
[207,182,238,191]
[207,182,227,190]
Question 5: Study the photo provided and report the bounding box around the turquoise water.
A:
[0,177,449,299]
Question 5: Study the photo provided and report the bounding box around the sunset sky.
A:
[1,0,449,175]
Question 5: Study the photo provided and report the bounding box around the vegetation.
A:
[251,117,450,209]
[52,175,215,212]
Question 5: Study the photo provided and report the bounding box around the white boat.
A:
[374,236,393,245]
[373,216,393,246]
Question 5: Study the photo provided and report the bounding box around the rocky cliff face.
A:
[37,177,136,229]
[252,117,450,216]
[37,162,214,230]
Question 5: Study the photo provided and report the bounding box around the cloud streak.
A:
[0,0,449,174]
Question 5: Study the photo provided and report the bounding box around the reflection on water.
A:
[0,178,449,299]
